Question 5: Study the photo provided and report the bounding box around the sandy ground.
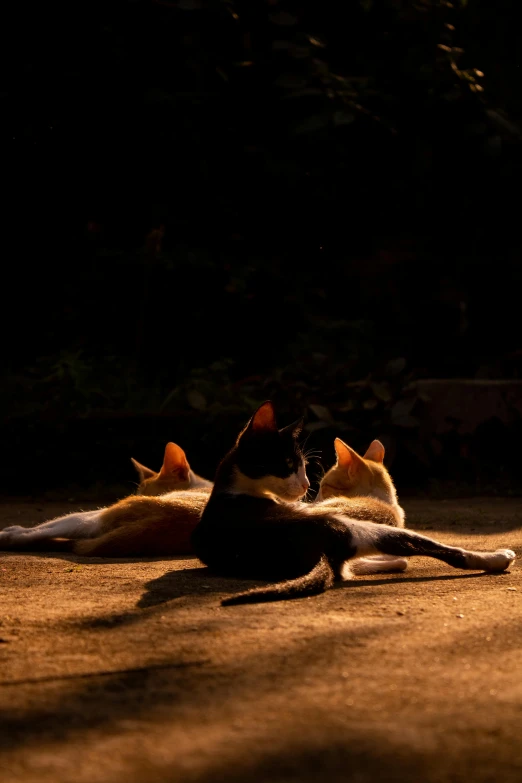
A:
[1,497,522,783]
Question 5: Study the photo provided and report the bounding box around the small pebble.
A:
[506,587,517,592]
[456,614,465,618]
[396,610,405,616]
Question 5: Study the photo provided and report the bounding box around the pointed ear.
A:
[363,439,385,463]
[237,401,278,443]
[251,401,278,432]
[334,438,365,475]
[130,457,157,483]
[279,417,304,439]
[158,442,190,480]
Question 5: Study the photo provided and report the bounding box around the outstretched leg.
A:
[349,555,409,576]
[342,518,515,573]
[0,509,103,549]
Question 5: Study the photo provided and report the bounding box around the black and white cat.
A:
[191,401,516,605]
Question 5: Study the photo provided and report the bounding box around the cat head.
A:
[131,442,212,496]
[317,438,399,506]
[226,401,310,502]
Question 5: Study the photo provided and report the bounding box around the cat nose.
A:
[302,478,310,492]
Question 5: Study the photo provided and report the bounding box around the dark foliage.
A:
[2,0,521,494]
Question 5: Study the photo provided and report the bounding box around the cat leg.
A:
[0,509,103,548]
[339,518,515,573]
[73,528,131,557]
[349,555,409,576]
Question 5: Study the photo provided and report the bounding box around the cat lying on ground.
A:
[0,442,212,556]
[190,401,516,604]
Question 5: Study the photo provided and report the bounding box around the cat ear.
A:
[130,458,157,483]
[239,400,278,439]
[279,417,304,439]
[334,438,365,475]
[363,439,385,463]
[158,442,190,481]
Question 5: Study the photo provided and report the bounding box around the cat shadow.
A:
[137,565,499,610]
[137,566,253,609]
[78,567,505,632]
[334,570,495,590]
[0,549,198,566]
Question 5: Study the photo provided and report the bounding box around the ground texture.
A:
[1,497,521,783]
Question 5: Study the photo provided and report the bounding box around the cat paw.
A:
[479,549,516,573]
[2,525,25,534]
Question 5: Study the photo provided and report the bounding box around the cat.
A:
[0,442,213,556]
[315,436,409,575]
[190,401,516,605]
[132,441,213,495]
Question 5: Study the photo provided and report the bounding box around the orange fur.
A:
[71,443,213,556]
[317,438,404,527]
[74,490,210,557]
[132,442,213,496]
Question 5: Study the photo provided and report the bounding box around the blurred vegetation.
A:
[3,0,522,493]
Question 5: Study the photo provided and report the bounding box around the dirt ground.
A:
[1,497,522,783]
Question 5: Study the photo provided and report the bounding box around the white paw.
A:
[483,549,516,573]
[2,525,25,534]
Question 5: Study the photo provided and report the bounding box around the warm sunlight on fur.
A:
[73,490,210,557]
[132,442,213,496]
[0,442,213,557]
[318,438,399,509]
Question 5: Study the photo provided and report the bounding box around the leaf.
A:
[385,357,406,376]
[391,397,416,424]
[309,404,334,424]
[370,382,392,402]
[363,399,378,410]
[274,73,309,90]
[393,414,420,429]
[293,114,330,134]
[333,111,355,126]
[269,11,298,25]
[304,420,334,432]
[187,390,207,411]
[282,88,325,100]
[272,40,292,51]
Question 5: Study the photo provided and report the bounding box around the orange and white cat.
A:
[314,437,407,575]
[132,441,213,495]
[192,401,515,605]
[0,442,213,556]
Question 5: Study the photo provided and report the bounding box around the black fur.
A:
[190,402,514,605]
[235,416,304,481]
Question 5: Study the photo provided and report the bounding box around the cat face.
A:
[232,401,309,502]
[318,438,398,505]
[132,442,211,496]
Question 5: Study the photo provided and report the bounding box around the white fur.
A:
[349,555,409,576]
[0,509,104,546]
[464,549,516,572]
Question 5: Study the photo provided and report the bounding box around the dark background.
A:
[2,0,522,499]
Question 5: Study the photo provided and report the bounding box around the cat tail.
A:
[221,555,334,606]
